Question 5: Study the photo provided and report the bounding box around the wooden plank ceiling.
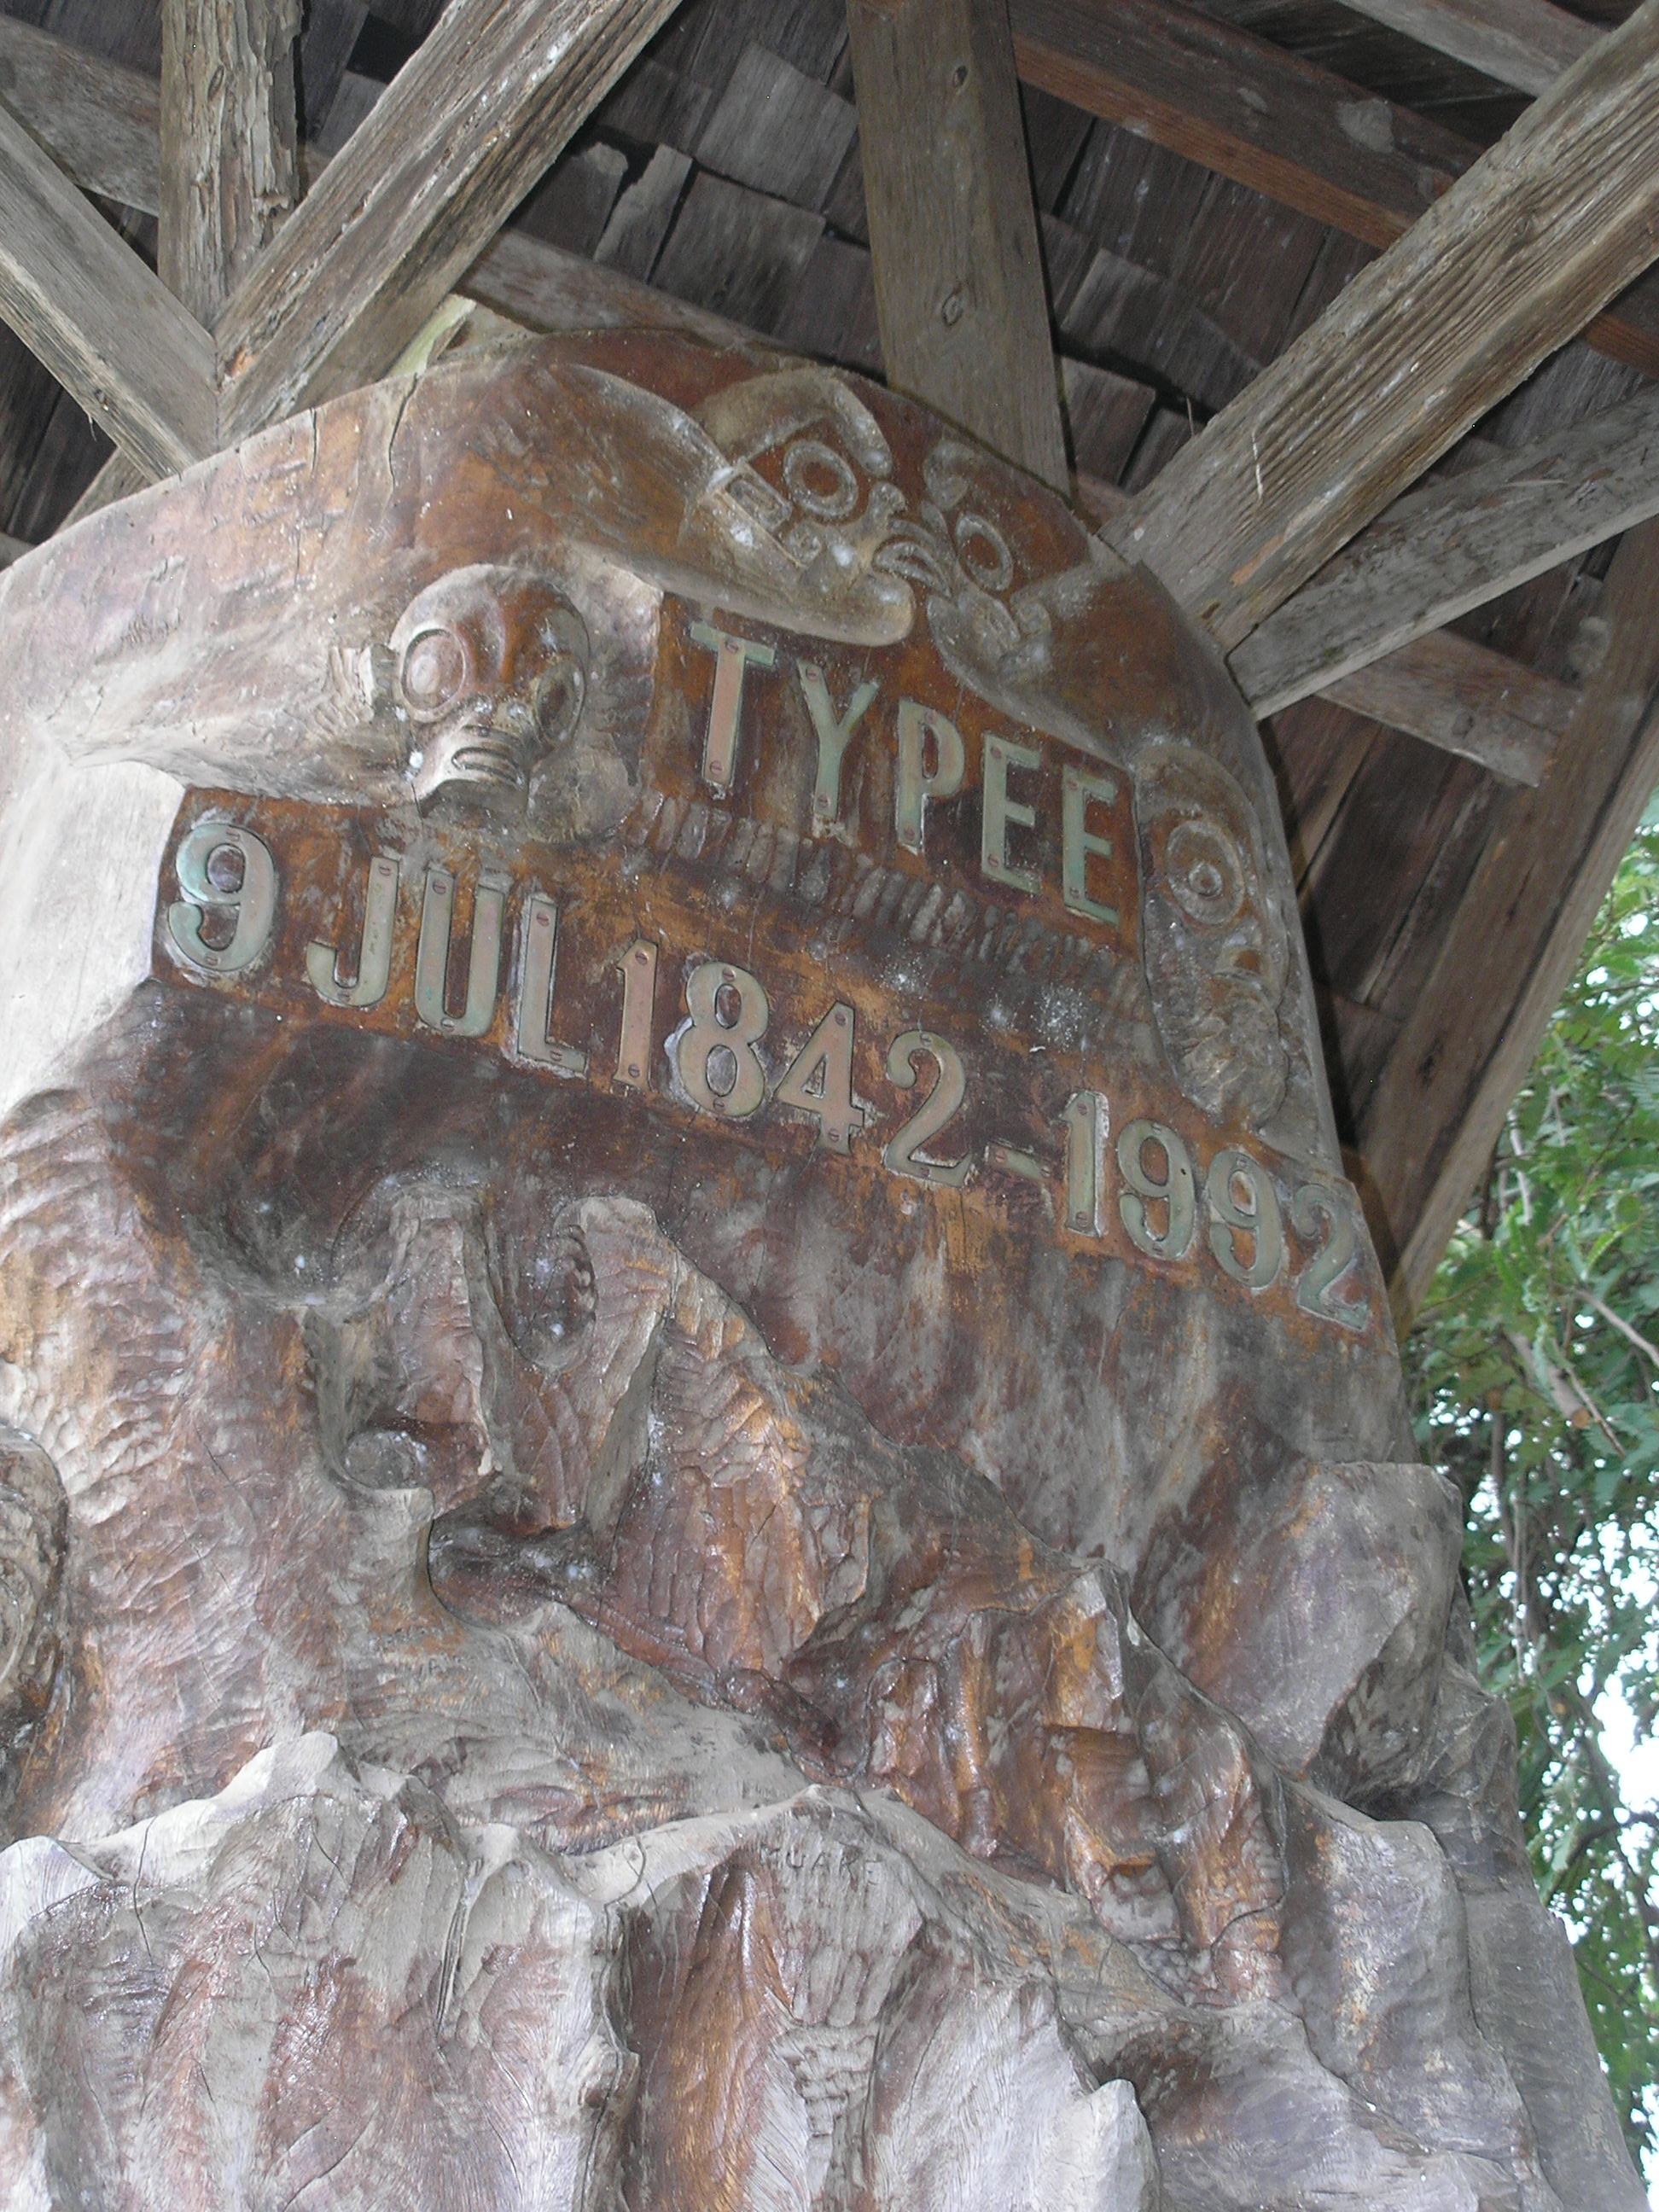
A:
[0,0,1656,1321]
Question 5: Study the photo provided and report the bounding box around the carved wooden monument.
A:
[0,335,1641,2208]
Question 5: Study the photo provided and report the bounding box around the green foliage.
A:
[1406,812,1659,2174]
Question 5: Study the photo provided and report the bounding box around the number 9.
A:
[1206,1148,1284,1289]
[1116,1119,1196,1260]
[166,823,278,975]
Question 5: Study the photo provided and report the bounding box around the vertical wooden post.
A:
[160,0,301,327]
[847,0,1069,493]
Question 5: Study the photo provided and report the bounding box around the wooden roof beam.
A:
[1008,0,1659,379]
[1356,520,1659,1316]
[1103,0,1659,651]
[0,102,214,478]
[1232,387,1659,713]
[215,0,689,441]
[1314,632,1573,787]
[1334,0,1596,99]
[0,19,160,216]
[847,0,1068,492]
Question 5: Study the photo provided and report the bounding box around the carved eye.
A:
[953,510,1014,593]
[399,626,471,720]
[1162,818,1246,928]
[783,437,859,521]
[531,652,586,747]
[491,1220,597,1373]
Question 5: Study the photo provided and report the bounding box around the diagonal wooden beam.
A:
[1231,388,1659,714]
[1334,0,1595,98]
[1102,0,1659,652]
[847,0,1068,492]
[0,19,160,216]
[1008,0,1659,379]
[161,0,301,327]
[215,0,688,442]
[1355,520,1659,1316]
[1314,632,1572,788]
[0,102,215,478]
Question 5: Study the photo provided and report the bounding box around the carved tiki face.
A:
[391,564,590,812]
[1135,741,1292,1128]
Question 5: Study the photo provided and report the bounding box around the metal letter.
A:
[1062,766,1121,928]
[689,623,777,796]
[414,866,509,1039]
[1063,1090,1107,1236]
[615,939,658,1092]
[798,662,880,830]
[306,855,399,1009]
[981,733,1041,894]
[894,701,964,855]
[515,892,587,1076]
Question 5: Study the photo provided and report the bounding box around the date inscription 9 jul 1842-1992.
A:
[157,608,1372,1335]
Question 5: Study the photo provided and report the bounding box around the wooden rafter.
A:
[1326,649,1575,786]
[1357,520,1659,1314]
[1105,0,1659,651]
[0,102,214,479]
[1009,0,1659,379]
[215,0,688,441]
[1231,388,1659,715]
[1315,632,1572,789]
[1334,0,1595,97]
[847,0,1068,492]
[0,19,160,217]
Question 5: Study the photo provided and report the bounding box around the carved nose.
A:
[1213,920,1266,980]
[345,1215,503,1513]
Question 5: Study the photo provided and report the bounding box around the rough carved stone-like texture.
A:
[0,334,1642,2208]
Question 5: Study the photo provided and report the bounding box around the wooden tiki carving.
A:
[0,335,1640,2209]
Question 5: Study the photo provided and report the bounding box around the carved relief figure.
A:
[391,565,591,813]
[1134,741,1293,1129]
[0,334,1642,2210]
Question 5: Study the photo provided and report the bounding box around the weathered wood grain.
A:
[1231,387,1659,713]
[1103,0,1659,650]
[0,18,160,216]
[847,0,1068,492]
[1334,0,1597,97]
[1009,0,1659,380]
[160,0,300,326]
[593,143,693,280]
[1062,357,1156,484]
[695,41,856,212]
[0,102,213,477]
[1012,0,1464,250]
[462,225,754,351]
[60,452,148,529]
[216,0,688,439]
[649,169,825,334]
[1357,518,1659,1313]
[1314,632,1573,786]
[295,0,370,140]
